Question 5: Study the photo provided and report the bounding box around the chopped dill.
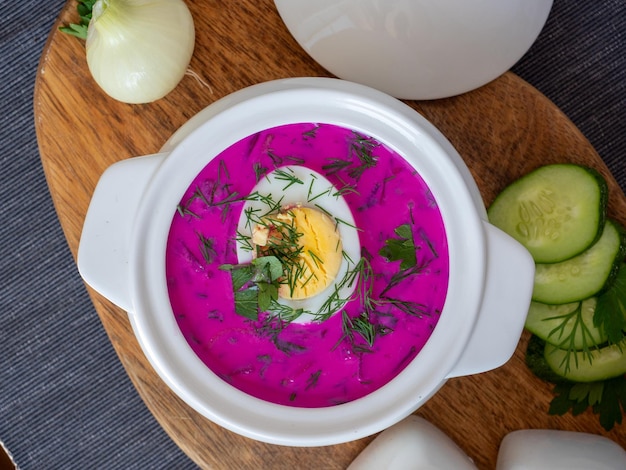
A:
[313,203,333,217]
[176,203,200,219]
[305,370,322,390]
[253,162,268,183]
[196,232,216,264]
[321,158,352,176]
[273,167,304,190]
[282,154,306,165]
[236,230,254,252]
[333,183,359,198]
[302,126,319,138]
[308,250,324,268]
[334,216,361,231]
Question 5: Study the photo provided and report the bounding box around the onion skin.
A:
[86,0,195,104]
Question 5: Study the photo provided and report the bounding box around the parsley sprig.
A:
[59,0,96,40]
[526,334,626,431]
[219,256,284,319]
[594,263,626,344]
[550,377,626,431]
[379,224,417,270]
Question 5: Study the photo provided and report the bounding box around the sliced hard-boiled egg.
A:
[254,205,343,300]
[236,166,361,321]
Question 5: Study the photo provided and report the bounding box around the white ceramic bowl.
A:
[77,77,533,446]
[274,0,553,99]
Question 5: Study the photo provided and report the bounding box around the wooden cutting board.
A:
[34,1,626,468]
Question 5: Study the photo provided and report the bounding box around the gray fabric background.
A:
[1,1,624,468]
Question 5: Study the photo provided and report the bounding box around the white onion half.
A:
[86,0,195,104]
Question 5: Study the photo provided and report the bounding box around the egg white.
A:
[236,166,361,322]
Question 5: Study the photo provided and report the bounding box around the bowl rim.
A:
[128,77,487,446]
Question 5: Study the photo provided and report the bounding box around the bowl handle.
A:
[446,222,535,378]
[77,153,167,313]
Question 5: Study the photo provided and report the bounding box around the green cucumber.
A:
[525,298,607,349]
[532,220,624,304]
[488,164,607,263]
[544,339,626,382]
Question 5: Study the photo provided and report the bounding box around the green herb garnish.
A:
[379,224,417,270]
[253,162,268,183]
[220,256,283,319]
[526,335,626,431]
[59,0,96,40]
[302,126,319,139]
[273,167,304,190]
[196,232,216,264]
[340,310,376,348]
[347,132,379,180]
[554,377,626,431]
[321,158,352,176]
[594,263,626,345]
[305,370,322,390]
[267,151,305,167]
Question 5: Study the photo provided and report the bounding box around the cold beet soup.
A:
[166,123,449,407]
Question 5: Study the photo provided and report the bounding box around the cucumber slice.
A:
[532,220,624,304]
[544,339,626,382]
[525,298,607,349]
[488,164,607,263]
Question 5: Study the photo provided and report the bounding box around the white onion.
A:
[86,0,195,104]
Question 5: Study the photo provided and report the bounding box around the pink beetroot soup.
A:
[166,123,449,407]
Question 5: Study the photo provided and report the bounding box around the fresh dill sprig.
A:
[267,151,306,167]
[282,154,306,165]
[320,133,379,181]
[302,126,319,139]
[268,301,305,324]
[341,249,355,265]
[243,206,262,229]
[545,303,598,374]
[176,203,200,219]
[321,158,352,176]
[313,257,363,321]
[347,132,379,180]
[192,186,211,206]
[333,183,359,198]
[273,168,304,190]
[375,297,429,318]
[253,162,268,183]
[236,230,254,252]
[305,370,322,390]
[313,204,333,218]
[196,232,216,264]
[217,159,230,183]
[251,191,284,217]
[345,310,376,347]
[308,186,332,203]
[334,216,361,232]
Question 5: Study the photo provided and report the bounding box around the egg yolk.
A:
[253,206,343,300]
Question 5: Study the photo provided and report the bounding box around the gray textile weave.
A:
[1,1,624,468]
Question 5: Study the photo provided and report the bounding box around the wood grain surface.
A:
[34,1,626,469]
